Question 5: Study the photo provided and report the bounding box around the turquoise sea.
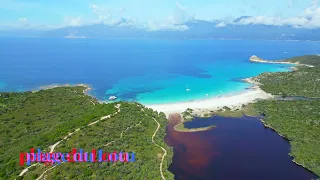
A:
[0,38,319,104]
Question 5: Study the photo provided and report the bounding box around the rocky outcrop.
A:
[249,55,265,62]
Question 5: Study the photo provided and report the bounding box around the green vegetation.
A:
[181,108,194,121]
[176,108,217,132]
[177,104,260,131]
[0,87,173,179]
[255,67,320,98]
[222,106,231,111]
[175,108,195,130]
[284,55,320,67]
[174,123,186,131]
[213,104,259,117]
[254,55,320,98]
[253,100,320,176]
[175,123,216,132]
[251,55,320,176]
[2,54,319,179]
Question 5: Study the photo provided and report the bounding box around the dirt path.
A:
[104,121,142,147]
[21,104,167,180]
[49,104,121,153]
[18,104,121,178]
[140,109,167,179]
[35,164,59,180]
[152,117,167,180]
[18,164,39,176]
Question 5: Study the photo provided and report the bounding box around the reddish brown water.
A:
[165,114,318,180]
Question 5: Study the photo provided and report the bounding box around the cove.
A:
[165,114,318,180]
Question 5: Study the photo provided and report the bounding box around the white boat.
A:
[109,96,117,100]
[186,84,191,91]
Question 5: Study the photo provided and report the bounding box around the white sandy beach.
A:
[146,85,273,116]
[147,55,314,116]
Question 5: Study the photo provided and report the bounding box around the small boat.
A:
[109,96,117,100]
[186,84,191,91]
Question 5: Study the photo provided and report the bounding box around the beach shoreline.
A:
[146,82,273,116]
[28,55,306,117]
[146,55,315,116]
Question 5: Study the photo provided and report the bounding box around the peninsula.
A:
[249,55,320,177]
[249,55,315,67]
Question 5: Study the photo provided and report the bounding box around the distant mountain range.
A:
[3,16,320,40]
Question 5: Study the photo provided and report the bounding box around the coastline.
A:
[37,83,92,92]
[147,55,314,116]
[35,84,119,104]
[174,124,215,132]
[249,55,314,67]
[168,113,216,132]
[250,56,318,177]
[146,85,273,116]
[174,116,216,132]
[259,118,318,176]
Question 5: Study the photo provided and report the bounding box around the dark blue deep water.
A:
[165,115,318,180]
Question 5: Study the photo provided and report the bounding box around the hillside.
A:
[43,19,320,41]
[250,55,320,98]
[0,86,173,179]
[254,67,320,98]
[284,55,320,67]
[252,55,320,176]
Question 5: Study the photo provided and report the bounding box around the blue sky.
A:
[0,0,319,30]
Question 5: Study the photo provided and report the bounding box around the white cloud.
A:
[176,2,187,11]
[234,0,320,29]
[288,0,294,8]
[146,20,189,31]
[236,16,308,26]
[64,17,83,27]
[173,2,191,24]
[90,4,104,14]
[89,4,115,25]
[119,7,127,13]
[16,17,31,27]
[18,18,28,23]
[216,22,226,28]
[310,0,319,8]
[145,2,191,31]
[45,2,191,31]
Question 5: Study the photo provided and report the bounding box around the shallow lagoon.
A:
[165,115,318,180]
